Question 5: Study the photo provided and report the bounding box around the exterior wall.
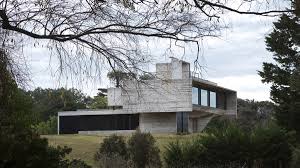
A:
[156,58,190,80]
[139,113,177,133]
[156,63,171,79]
[188,114,214,133]
[225,91,237,117]
[217,91,226,109]
[107,88,122,106]
[122,79,192,113]
[182,62,190,79]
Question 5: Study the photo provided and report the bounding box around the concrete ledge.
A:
[78,130,135,135]
[58,109,137,116]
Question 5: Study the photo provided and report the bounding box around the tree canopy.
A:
[28,87,88,121]
[259,7,300,137]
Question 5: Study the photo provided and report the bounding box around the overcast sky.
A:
[24,13,278,101]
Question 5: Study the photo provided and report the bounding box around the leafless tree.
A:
[0,0,295,84]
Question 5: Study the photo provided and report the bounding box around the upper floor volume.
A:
[108,57,237,117]
[58,57,237,134]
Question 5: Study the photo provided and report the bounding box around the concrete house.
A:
[58,58,237,134]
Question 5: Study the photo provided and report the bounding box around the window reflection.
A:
[192,87,198,105]
[210,91,216,108]
[201,89,208,106]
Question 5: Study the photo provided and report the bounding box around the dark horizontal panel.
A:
[59,114,139,134]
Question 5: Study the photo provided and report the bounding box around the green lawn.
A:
[43,134,193,167]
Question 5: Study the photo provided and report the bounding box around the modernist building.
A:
[58,58,237,134]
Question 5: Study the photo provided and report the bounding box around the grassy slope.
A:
[43,134,192,167]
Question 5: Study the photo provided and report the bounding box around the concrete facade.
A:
[139,113,177,133]
[58,58,237,134]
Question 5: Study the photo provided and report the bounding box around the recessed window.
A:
[201,89,208,106]
[210,91,216,108]
[192,87,198,105]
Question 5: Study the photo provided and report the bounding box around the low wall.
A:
[139,113,177,133]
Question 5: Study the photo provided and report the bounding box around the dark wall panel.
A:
[176,112,189,133]
[59,116,80,134]
[59,114,139,134]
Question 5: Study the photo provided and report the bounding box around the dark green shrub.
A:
[0,123,73,168]
[94,134,128,168]
[199,122,251,165]
[94,153,128,168]
[164,122,295,168]
[95,134,127,159]
[33,115,57,135]
[128,130,162,168]
[250,123,295,168]
[164,140,204,168]
[60,159,92,168]
[290,147,300,168]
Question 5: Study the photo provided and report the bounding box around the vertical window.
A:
[210,91,216,108]
[201,89,208,106]
[192,87,198,105]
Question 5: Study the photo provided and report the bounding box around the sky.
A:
[24,12,278,101]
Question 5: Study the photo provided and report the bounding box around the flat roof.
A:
[192,77,236,93]
[58,109,138,116]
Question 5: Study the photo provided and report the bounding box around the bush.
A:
[0,122,72,168]
[164,140,204,168]
[95,134,127,159]
[33,115,57,135]
[164,122,295,168]
[61,159,92,168]
[290,147,300,168]
[250,123,295,167]
[94,135,128,168]
[95,153,128,168]
[128,130,162,168]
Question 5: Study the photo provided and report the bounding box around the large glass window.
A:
[192,87,198,105]
[210,91,216,108]
[201,89,208,106]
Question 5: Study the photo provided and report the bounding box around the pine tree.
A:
[259,3,300,137]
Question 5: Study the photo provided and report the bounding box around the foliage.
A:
[95,134,127,160]
[94,135,128,168]
[290,147,300,168]
[139,73,155,80]
[33,116,57,135]
[164,122,295,168]
[127,130,162,168]
[107,70,136,87]
[237,99,275,130]
[258,9,300,138]
[94,132,162,168]
[0,113,74,168]
[0,87,89,168]
[94,153,128,168]
[89,96,107,109]
[205,99,275,132]
[164,140,204,168]
[60,159,92,168]
[28,87,88,121]
[0,50,90,168]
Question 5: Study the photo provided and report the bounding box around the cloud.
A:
[209,75,271,101]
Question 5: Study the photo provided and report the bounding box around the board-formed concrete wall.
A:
[107,88,122,106]
[139,113,177,133]
[121,79,193,113]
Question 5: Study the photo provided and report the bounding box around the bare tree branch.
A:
[0,0,295,84]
